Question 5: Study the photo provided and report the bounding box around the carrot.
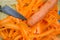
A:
[12,31,19,39]
[0,0,59,40]
[17,0,25,8]
[14,35,21,40]
[27,0,57,26]
[0,31,7,39]
[52,36,60,40]
[9,29,14,38]
[58,15,60,20]
[1,23,20,30]
[26,0,46,18]
[34,29,54,38]
[18,22,31,40]
[32,0,46,11]
[22,0,36,17]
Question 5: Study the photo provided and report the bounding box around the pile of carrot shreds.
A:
[0,0,60,40]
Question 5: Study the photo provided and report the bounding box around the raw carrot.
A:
[27,0,57,26]
[0,0,59,40]
[14,35,21,40]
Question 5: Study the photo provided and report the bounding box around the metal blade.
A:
[1,5,27,20]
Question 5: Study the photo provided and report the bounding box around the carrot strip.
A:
[27,0,57,26]
[12,31,19,39]
[14,35,21,40]
[36,29,54,37]
[0,31,7,39]
[9,29,14,38]
[22,0,36,17]
[17,0,25,8]
[1,23,20,30]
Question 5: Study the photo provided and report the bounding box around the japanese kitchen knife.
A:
[0,5,27,20]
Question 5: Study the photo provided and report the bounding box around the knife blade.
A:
[0,5,27,20]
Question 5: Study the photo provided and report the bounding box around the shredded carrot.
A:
[27,0,57,26]
[0,0,60,40]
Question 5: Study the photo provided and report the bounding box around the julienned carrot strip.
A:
[23,0,31,5]
[0,28,6,31]
[21,0,36,17]
[0,17,11,24]
[34,29,54,38]
[9,29,14,37]
[26,0,45,18]
[24,0,36,10]
[2,23,20,30]
[23,9,32,18]
[52,36,60,40]
[58,15,60,20]
[12,31,19,39]
[0,31,7,39]
[0,16,15,25]
[16,4,20,13]
[14,35,21,40]
[18,23,31,40]
[41,36,51,40]
[16,4,28,17]
[31,23,41,34]
[17,0,25,8]
[27,0,57,26]
[33,0,46,11]
[3,30,8,37]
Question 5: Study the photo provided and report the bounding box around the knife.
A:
[0,5,27,20]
